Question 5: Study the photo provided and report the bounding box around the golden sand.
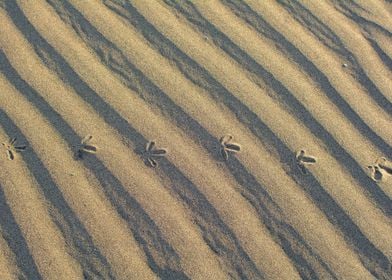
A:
[0,1,391,279]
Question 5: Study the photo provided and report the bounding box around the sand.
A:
[0,0,391,279]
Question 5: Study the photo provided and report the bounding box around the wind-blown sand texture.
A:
[0,0,391,279]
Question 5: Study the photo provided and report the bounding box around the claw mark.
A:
[144,140,167,167]
[2,137,27,161]
[368,157,392,182]
[368,165,383,182]
[219,135,241,161]
[296,149,317,175]
[375,157,392,176]
[6,149,14,161]
[76,135,97,159]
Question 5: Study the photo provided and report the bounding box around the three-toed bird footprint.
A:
[2,137,27,160]
[368,165,383,182]
[219,135,241,161]
[296,149,317,175]
[76,135,97,159]
[368,157,392,182]
[145,140,167,167]
[376,157,392,176]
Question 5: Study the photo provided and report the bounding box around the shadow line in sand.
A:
[159,0,392,217]
[0,54,187,280]
[6,3,264,277]
[333,1,392,37]
[97,4,338,277]
[134,3,392,277]
[273,0,392,115]
[81,156,190,280]
[45,1,336,277]
[366,37,392,72]
[224,0,392,153]
[0,108,115,280]
[0,185,42,280]
[80,1,391,278]
[3,0,391,278]
[0,14,189,277]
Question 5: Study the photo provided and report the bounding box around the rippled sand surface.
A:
[0,1,391,279]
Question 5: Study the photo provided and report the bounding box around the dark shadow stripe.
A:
[153,159,265,280]
[332,0,392,79]
[0,52,180,280]
[82,148,262,280]
[224,0,392,152]
[12,0,392,278]
[99,1,338,279]
[160,0,392,217]
[80,156,189,280]
[333,0,370,13]
[1,3,187,279]
[366,37,392,72]
[275,0,392,115]
[274,0,350,57]
[44,0,338,278]
[94,1,392,279]
[0,52,115,280]
[14,1,264,278]
[0,182,42,280]
[333,0,392,37]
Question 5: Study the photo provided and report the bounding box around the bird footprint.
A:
[376,157,392,176]
[76,135,97,159]
[296,149,316,175]
[220,135,241,161]
[145,141,167,167]
[368,157,392,182]
[368,165,383,182]
[2,137,27,160]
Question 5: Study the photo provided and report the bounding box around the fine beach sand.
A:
[0,0,391,279]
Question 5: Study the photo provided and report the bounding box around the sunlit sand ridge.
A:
[0,1,391,279]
